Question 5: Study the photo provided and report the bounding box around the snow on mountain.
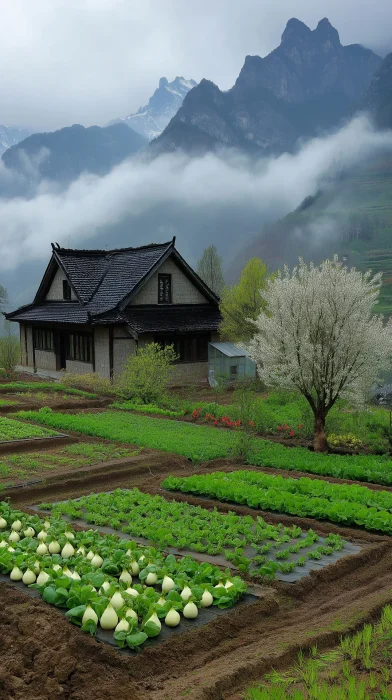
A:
[111,76,197,141]
[0,125,31,156]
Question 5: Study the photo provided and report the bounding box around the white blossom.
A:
[248,256,392,421]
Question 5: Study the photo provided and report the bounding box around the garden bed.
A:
[0,453,391,699]
[0,441,141,489]
[0,539,391,700]
[36,489,361,584]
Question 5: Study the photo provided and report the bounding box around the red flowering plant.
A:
[276,423,296,438]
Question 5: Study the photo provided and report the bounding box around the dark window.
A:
[63,280,72,300]
[67,333,93,363]
[34,328,54,352]
[158,274,172,304]
[156,334,209,363]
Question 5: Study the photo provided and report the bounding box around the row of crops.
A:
[163,471,392,534]
[40,489,347,578]
[16,409,392,485]
[0,503,247,650]
[0,416,58,441]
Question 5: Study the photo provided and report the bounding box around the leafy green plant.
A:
[328,434,364,450]
[41,488,345,578]
[117,342,178,404]
[163,470,392,535]
[0,324,20,372]
[60,372,113,396]
[0,501,247,651]
[0,416,58,441]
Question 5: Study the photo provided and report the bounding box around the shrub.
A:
[60,372,113,396]
[117,342,178,404]
[328,433,364,450]
[0,330,20,373]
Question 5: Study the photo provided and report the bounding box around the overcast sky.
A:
[1,0,391,131]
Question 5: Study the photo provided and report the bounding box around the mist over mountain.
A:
[151,18,382,156]
[0,125,31,156]
[1,122,146,185]
[360,52,392,129]
[110,76,197,141]
[1,15,392,316]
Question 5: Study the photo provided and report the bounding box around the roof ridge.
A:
[52,239,174,257]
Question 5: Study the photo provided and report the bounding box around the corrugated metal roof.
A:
[209,341,251,358]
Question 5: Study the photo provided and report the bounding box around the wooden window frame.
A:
[33,328,54,352]
[158,274,172,304]
[155,333,209,363]
[63,280,72,301]
[66,332,93,364]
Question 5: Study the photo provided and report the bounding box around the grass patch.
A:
[0,382,97,399]
[0,399,17,407]
[111,401,184,417]
[246,605,392,699]
[15,410,392,485]
[0,416,58,441]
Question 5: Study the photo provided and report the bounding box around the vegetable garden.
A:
[163,470,392,535]
[38,488,352,580]
[0,502,247,652]
[2,399,392,699]
[0,416,59,442]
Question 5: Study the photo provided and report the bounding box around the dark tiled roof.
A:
[8,303,90,324]
[89,245,172,313]
[58,253,110,303]
[7,240,221,331]
[55,242,172,308]
[123,306,222,333]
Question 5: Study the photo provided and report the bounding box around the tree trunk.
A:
[314,412,328,452]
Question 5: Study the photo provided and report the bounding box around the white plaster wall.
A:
[26,325,34,367]
[66,360,94,374]
[94,327,110,379]
[130,258,207,305]
[170,362,208,384]
[19,324,27,366]
[113,338,136,378]
[35,349,57,371]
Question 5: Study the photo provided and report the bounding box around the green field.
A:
[15,410,392,485]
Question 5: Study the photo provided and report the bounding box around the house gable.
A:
[129,256,208,306]
[45,265,78,301]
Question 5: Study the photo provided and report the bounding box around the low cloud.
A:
[1,115,392,277]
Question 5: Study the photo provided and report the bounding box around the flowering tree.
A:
[248,257,392,452]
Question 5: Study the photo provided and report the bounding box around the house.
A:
[6,238,222,382]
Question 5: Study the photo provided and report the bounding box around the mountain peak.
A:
[315,17,341,45]
[281,18,311,44]
[111,75,197,142]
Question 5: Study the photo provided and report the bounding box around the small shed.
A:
[208,342,256,386]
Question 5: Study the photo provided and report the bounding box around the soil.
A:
[3,450,392,698]
[0,372,53,384]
